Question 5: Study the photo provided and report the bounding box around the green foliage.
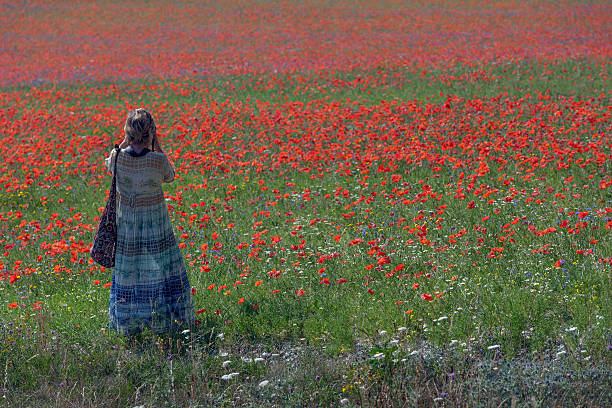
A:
[1,59,611,405]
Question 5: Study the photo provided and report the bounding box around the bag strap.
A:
[113,144,120,176]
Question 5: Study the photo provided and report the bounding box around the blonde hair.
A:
[125,108,156,146]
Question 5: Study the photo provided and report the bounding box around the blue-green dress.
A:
[104,146,194,335]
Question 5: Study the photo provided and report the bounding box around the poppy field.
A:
[1,1,611,406]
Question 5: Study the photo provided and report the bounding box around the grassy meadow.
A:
[1,1,611,407]
[0,62,610,407]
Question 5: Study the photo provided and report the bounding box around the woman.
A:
[104,108,194,335]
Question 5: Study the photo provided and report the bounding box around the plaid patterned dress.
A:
[104,146,194,335]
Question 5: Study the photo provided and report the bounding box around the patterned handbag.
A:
[90,145,120,268]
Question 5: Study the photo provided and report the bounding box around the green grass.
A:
[3,60,609,109]
[1,60,611,406]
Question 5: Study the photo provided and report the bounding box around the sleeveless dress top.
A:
[104,146,194,335]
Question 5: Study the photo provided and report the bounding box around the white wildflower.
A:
[565,327,578,332]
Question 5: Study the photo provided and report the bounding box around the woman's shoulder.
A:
[147,151,173,173]
[148,151,170,162]
[149,150,167,157]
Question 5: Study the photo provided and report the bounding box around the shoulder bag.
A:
[90,145,120,268]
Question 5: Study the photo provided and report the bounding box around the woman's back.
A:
[105,146,175,198]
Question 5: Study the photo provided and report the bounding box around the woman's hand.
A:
[119,135,130,149]
[153,136,164,153]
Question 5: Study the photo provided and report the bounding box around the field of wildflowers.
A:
[1,1,611,406]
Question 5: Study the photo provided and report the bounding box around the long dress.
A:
[104,146,194,335]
